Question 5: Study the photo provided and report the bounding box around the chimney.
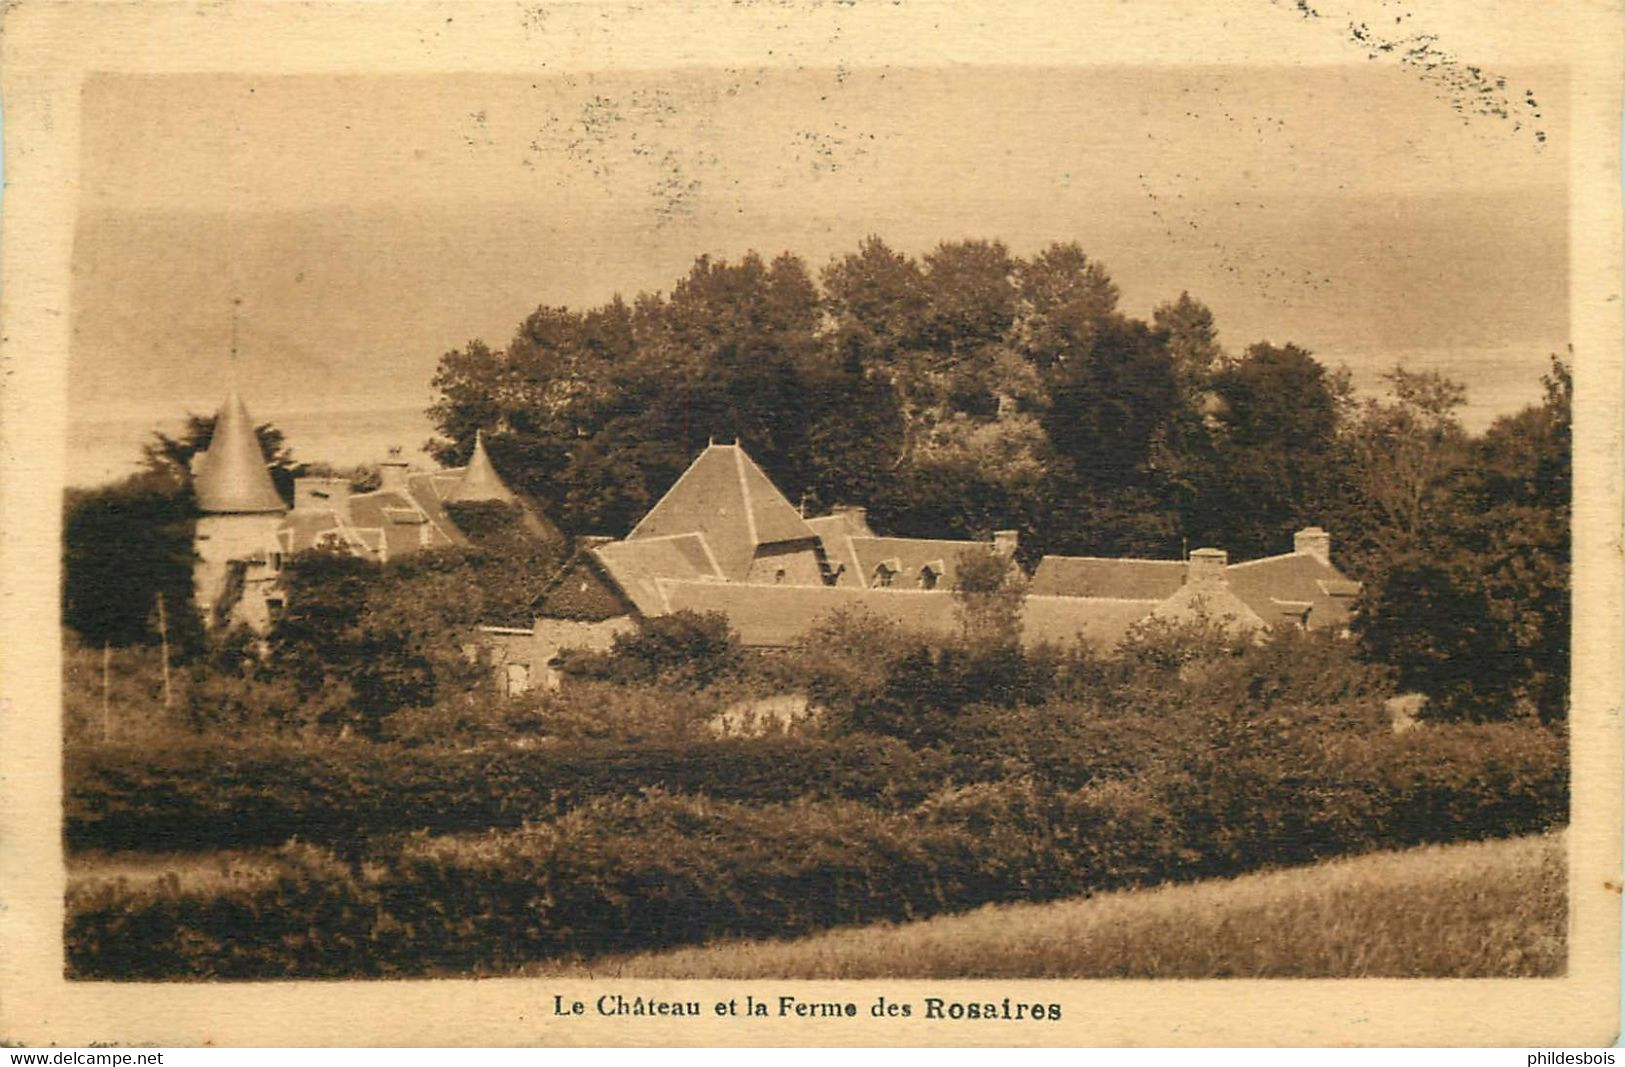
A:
[1187,547,1229,586]
[293,476,350,518]
[993,529,1020,556]
[1294,526,1331,565]
[379,446,410,491]
[831,504,868,526]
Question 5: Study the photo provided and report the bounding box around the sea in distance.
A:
[66,404,435,490]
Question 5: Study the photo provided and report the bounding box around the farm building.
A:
[188,391,1358,676]
[476,441,1361,692]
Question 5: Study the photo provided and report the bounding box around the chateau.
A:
[192,393,1360,692]
[190,392,537,631]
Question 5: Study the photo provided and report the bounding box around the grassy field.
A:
[547,832,1567,979]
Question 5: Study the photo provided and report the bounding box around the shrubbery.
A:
[63,605,1569,978]
[554,611,743,690]
[64,734,954,853]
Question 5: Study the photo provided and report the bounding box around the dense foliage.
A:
[263,536,565,736]
[554,610,743,690]
[63,237,1571,724]
[65,601,1569,978]
[422,239,1571,722]
[67,712,1564,977]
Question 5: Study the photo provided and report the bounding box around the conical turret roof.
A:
[448,430,518,504]
[193,391,287,513]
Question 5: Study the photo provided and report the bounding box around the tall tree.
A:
[1188,341,1345,558]
[1335,368,1470,577]
[1016,243,1120,373]
[63,472,200,649]
[1353,357,1571,722]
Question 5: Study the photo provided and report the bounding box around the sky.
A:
[67,61,1569,485]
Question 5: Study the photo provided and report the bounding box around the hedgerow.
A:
[64,735,957,853]
[67,718,1566,978]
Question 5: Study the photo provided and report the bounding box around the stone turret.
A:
[192,391,287,631]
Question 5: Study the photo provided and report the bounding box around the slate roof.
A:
[656,581,963,647]
[1029,548,1360,632]
[1021,595,1164,650]
[280,470,466,559]
[1146,581,1270,635]
[654,580,1173,652]
[193,392,287,514]
[627,444,818,580]
[1225,552,1361,631]
[804,510,876,543]
[1028,556,1186,599]
[844,536,992,590]
[590,534,724,616]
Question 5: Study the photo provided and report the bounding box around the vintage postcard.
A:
[1,0,1620,1048]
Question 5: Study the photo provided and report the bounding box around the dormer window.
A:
[873,561,899,588]
[919,561,945,590]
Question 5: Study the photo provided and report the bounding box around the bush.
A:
[67,715,1570,978]
[64,734,956,853]
[519,680,722,744]
[555,611,743,690]
[793,607,1062,745]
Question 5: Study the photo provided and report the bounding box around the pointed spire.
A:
[448,429,518,504]
[193,390,287,513]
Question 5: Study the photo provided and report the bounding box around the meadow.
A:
[554,832,1565,980]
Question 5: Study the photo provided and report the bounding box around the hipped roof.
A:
[1226,552,1361,631]
[591,534,723,616]
[193,392,286,514]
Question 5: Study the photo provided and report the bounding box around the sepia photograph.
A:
[2,0,1620,1048]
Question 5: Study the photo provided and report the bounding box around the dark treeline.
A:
[62,236,1570,724]
[427,237,1570,721]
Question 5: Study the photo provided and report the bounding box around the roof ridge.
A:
[692,533,724,579]
[733,446,762,548]
[1024,593,1166,606]
[843,533,865,588]
[626,446,713,539]
[608,530,707,546]
[1037,554,1184,565]
[851,534,991,547]
[1226,552,1299,569]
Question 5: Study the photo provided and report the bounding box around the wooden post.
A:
[101,641,111,743]
[156,592,173,711]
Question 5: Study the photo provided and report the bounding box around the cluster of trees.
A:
[426,237,1570,722]
[429,238,1350,561]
